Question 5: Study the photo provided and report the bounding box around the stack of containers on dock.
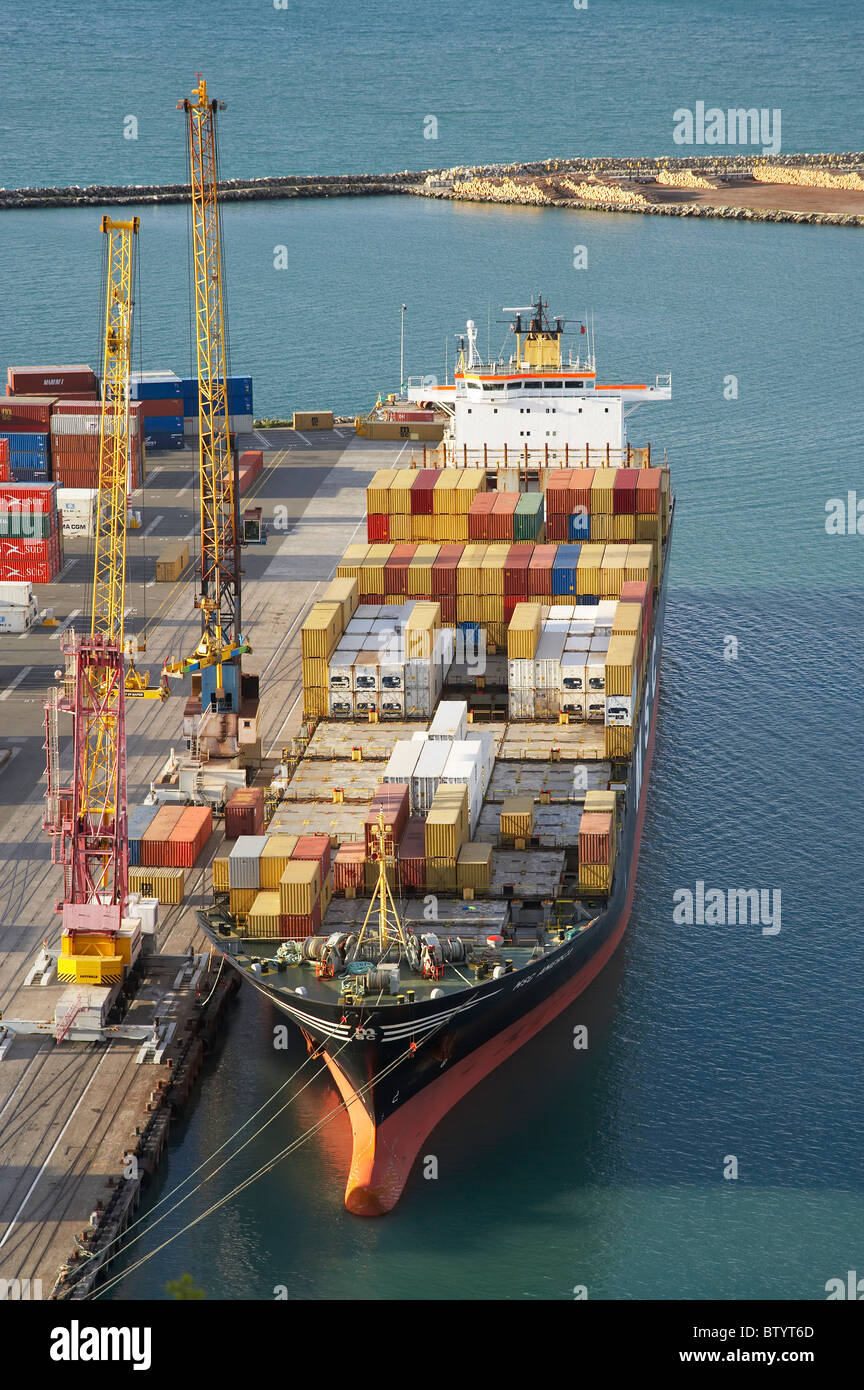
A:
[578,808,616,894]
[367,467,486,543]
[224,786,265,840]
[7,365,97,398]
[181,375,253,437]
[228,835,269,919]
[130,372,183,450]
[0,481,63,582]
[0,438,9,482]
[0,396,55,482]
[51,400,144,490]
[127,804,160,866]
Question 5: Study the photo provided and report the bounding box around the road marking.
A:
[50,609,82,641]
[254,430,270,448]
[17,630,29,639]
[0,1045,113,1251]
[293,430,311,445]
[144,513,165,536]
[0,667,32,701]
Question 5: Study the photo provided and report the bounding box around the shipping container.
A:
[457,842,493,891]
[140,804,185,866]
[128,866,185,905]
[8,364,96,395]
[397,816,426,889]
[213,857,230,893]
[224,787,265,840]
[507,601,542,659]
[578,810,615,864]
[155,542,189,582]
[246,891,283,938]
[552,543,581,596]
[166,804,212,868]
[613,468,639,514]
[293,411,334,430]
[228,834,269,890]
[500,796,534,838]
[590,468,617,513]
[364,783,410,857]
[333,841,366,893]
[292,833,332,878]
[279,859,323,916]
[279,904,324,940]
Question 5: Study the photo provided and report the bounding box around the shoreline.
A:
[2,153,863,226]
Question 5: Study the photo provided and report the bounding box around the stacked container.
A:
[51,400,144,490]
[130,372,183,450]
[0,430,50,483]
[424,782,469,891]
[7,365,96,397]
[578,809,616,893]
[224,787,264,839]
[0,482,63,582]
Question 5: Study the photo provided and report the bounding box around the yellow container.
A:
[359,543,394,595]
[611,513,636,541]
[636,513,661,543]
[457,544,487,594]
[229,887,257,916]
[302,656,329,689]
[481,546,507,595]
[500,796,534,837]
[279,859,322,916]
[336,542,369,581]
[433,470,460,513]
[407,544,440,595]
[129,866,185,905]
[584,789,617,814]
[576,543,605,595]
[455,470,485,512]
[612,602,642,637]
[481,592,504,622]
[246,891,283,939]
[321,576,359,628]
[366,469,398,515]
[588,513,614,541]
[605,633,638,695]
[591,468,617,513]
[405,601,440,658]
[301,600,343,658]
[625,543,653,586]
[213,856,230,892]
[452,515,469,541]
[390,513,411,541]
[506,602,542,659]
[487,620,507,650]
[155,542,189,582]
[259,834,298,889]
[578,862,613,893]
[604,725,633,759]
[390,468,418,514]
[456,594,481,624]
[412,513,433,540]
[425,785,468,859]
[426,858,458,893]
[302,686,329,719]
[457,842,493,890]
[293,410,334,430]
[600,544,628,597]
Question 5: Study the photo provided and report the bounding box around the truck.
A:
[0,580,40,633]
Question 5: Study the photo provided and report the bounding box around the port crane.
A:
[44,216,164,930]
[165,76,249,718]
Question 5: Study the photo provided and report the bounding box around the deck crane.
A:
[44,216,164,930]
[164,76,250,757]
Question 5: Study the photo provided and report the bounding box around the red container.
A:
[279,903,322,940]
[0,559,57,583]
[54,465,98,488]
[8,365,96,395]
[364,783,409,857]
[291,833,332,879]
[620,579,650,607]
[238,449,263,473]
[166,805,213,868]
[397,816,426,889]
[503,542,533,598]
[367,513,389,542]
[613,469,639,515]
[545,512,567,542]
[635,467,662,514]
[409,470,437,515]
[467,492,495,540]
[138,398,183,419]
[569,468,595,512]
[430,542,462,596]
[439,593,457,622]
[0,437,8,482]
[544,472,573,514]
[383,542,417,596]
[503,595,521,623]
[238,464,257,495]
[0,482,56,512]
[140,804,186,867]
[0,396,56,432]
[388,409,434,423]
[489,492,518,540]
[527,543,556,596]
[578,810,614,864]
[224,787,264,840]
[333,841,365,892]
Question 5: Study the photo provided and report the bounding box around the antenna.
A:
[465,319,478,369]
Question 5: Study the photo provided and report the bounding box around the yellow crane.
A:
[166,75,249,698]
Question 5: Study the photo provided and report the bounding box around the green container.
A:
[514,492,544,541]
[0,512,53,539]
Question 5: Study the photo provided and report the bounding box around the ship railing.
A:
[434,442,653,470]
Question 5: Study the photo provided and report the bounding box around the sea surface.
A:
[0,1,862,1301]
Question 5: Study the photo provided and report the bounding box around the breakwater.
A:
[2,153,864,227]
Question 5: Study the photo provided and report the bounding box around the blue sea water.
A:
[1,1,863,1301]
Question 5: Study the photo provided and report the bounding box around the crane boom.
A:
[172,76,247,691]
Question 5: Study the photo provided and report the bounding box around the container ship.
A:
[198,297,674,1214]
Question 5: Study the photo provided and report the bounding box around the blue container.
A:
[576,593,599,605]
[129,373,182,401]
[551,543,581,595]
[146,434,184,451]
[11,466,50,482]
[127,803,160,866]
[568,510,590,541]
[1,430,49,456]
[144,415,184,433]
[180,376,253,418]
